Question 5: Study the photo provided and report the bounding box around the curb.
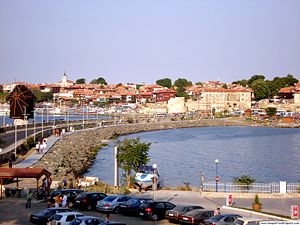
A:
[222,206,290,221]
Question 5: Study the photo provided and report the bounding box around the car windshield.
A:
[172,206,187,211]
[49,214,62,221]
[38,208,52,215]
[70,219,81,225]
[210,215,224,221]
[126,198,138,204]
[103,196,117,202]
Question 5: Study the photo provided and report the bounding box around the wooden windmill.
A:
[6,85,36,120]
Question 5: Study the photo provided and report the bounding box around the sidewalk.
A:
[14,135,61,168]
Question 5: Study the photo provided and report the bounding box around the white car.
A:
[47,211,85,225]
[235,217,268,225]
[69,216,104,225]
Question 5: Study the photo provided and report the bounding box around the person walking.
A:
[54,194,61,207]
[61,193,68,208]
[26,190,32,208]
[214,207,221,215]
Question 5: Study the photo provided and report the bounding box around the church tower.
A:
[62,71,67,83]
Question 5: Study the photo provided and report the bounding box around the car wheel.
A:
[67,201,73,208]
[114,206,120,214]
[87,204,93,211]
[151,213,158,221]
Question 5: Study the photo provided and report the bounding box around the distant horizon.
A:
[1,1,299,84]
[1,72,298,85]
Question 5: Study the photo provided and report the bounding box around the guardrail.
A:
[203,182,300,193]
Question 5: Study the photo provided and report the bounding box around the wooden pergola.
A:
[0,168,51,199]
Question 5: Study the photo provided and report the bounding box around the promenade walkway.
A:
[14,135,61,168]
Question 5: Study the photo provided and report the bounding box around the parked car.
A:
[204,214,242,225]
[165,205,204,223]
[234,217,267,225]
[139,201,176,221]
[48,189,84,208]
[47,212,85,225]
[69,216,104,225]
[30,208,71,225]
[119,197,153,215]
[96,195,130,213]
[96,195,131,213]
[178,209,214,224]
[74,192,107,211]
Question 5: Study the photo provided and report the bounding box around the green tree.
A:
[266,107,277,117]
[233,175,255,190]
[117,138,151,187]
[284,74,298,86]
[90,77,107,85]
[195,82,202,86]
[76,78,86,84]
[248,75,265,86]
[251,79,270,100]
[174,78,192,98]
[156,78,172,88]
[31,89,53,103]
[232,79,248,87]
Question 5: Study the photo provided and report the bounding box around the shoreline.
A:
[33,118,299,181]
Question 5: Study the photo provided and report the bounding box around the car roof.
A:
[54,212,84,216]
[237,217,266,221]
[76,216,103,220]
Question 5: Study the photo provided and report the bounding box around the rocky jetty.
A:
[31,118,279,180]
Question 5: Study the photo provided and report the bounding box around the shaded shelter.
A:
[0,168,51,199]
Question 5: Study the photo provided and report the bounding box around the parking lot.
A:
[0,190,278,225]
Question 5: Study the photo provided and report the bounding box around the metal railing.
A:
[203,182,300,193]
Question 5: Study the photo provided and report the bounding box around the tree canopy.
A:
[174,78,192,98]
[90,77,107,85]
[31,89,53,103]
[117,138,150,187]
[156,78,172,88]
[76,78,86,84]
[251,79,270,100]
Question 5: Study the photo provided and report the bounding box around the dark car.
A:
[165,205,204,222]
[204,214,242,225]
[48,189,84,208]
[69,216,104,225]
[178,209,214,224]
[74,192,107,211]
[119,197,153,215]
[29,207,71,225]
[139,201,176,221]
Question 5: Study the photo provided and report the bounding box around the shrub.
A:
[254,194,260,205]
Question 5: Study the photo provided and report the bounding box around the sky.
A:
[0,0,300,85]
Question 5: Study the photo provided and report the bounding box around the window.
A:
[224,216,235,222]
[156,203,164,208]
[66,215,75,222]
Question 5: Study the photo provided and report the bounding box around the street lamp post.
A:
[215,159,219,192]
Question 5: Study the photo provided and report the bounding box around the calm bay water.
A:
[85,126,300,187]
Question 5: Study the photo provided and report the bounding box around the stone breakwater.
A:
[32,119,294,180]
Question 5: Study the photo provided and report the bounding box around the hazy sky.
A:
[1,0,299,85]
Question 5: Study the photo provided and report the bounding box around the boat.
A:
[134,164,162,190]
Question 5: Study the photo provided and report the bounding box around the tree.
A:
[233,175,255,190]
[76,78,86,84]
[31,89,53,103]
[195,82,202,86]
[0,85,3,93]
[90,77,107,85]
[174,78,192,98]
[232,79,248,87]
[156,78,172,88]
[117,138,151,187]
[248,75,265,86]
[266,107,277,117]
[251,79,270,100]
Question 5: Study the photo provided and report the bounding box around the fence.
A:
[203,182,300,193]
